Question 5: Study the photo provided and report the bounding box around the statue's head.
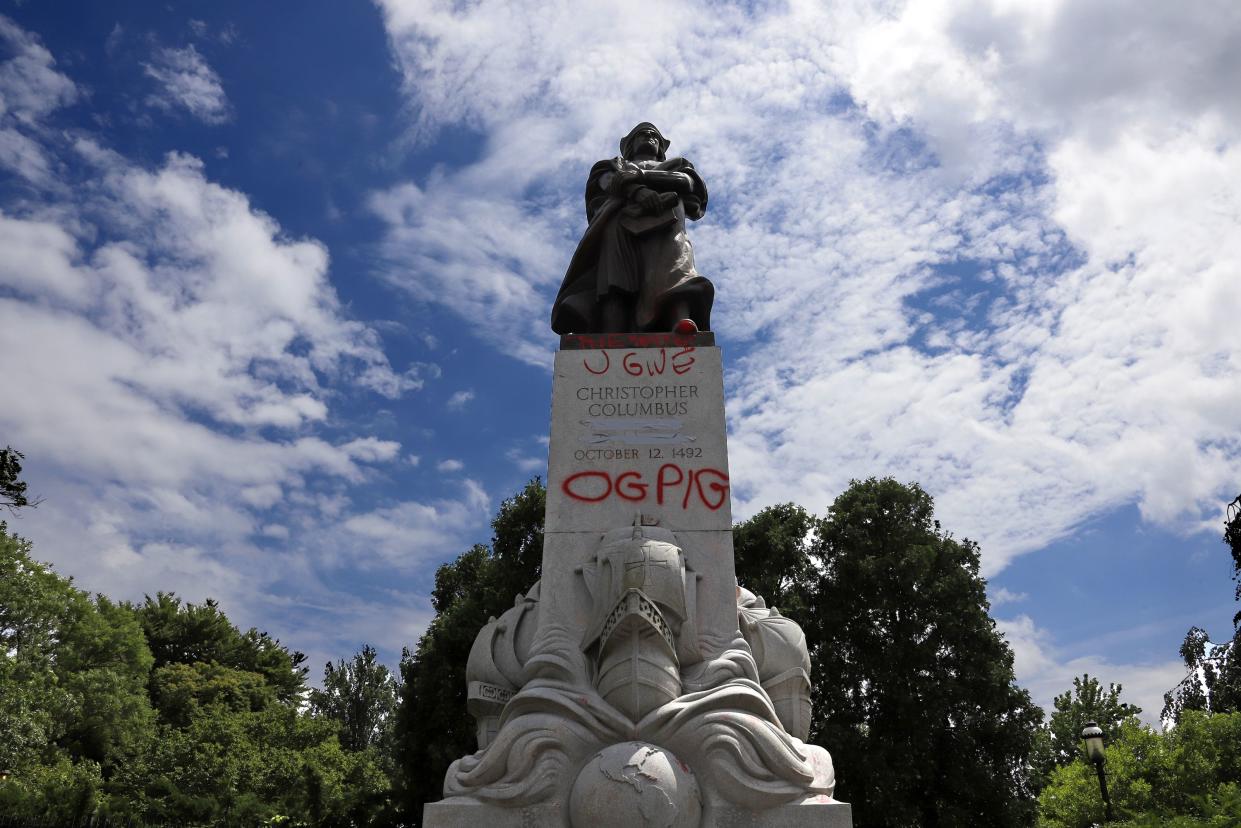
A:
[620,122,670,161]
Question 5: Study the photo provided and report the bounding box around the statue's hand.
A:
[634,187,664,214]
[605,165,642,195]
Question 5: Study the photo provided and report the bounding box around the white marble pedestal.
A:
[423,333,853,828]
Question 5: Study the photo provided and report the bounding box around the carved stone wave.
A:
[443,670,834,809]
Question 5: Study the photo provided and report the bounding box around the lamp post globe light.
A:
[1081,721,1115,821]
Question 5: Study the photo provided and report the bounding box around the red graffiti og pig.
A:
[561,463,729,511]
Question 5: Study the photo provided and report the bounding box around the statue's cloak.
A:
[550,156,712,334]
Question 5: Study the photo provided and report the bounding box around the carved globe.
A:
[569,742,701,828]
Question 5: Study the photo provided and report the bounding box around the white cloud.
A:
[340,437,402,464]
[0,16,432,663]
[0,16,77,123]
[367,180,566,364]
[340,479,490,564]
[856,0,1241,147]
[446,389,475,410]
[505,445,545,474]
[368,0,1241,576]
[1,0,1233,693]
[998,614,1186,727]
[143,44,230,124]
[990,586,1027,608]
[0,214,86,302]
[0,126,53,183]
[0,15,77,184]
[3,145,419,435]
[436,459,464,473]
[725,0,1241,568]
[295,591,435,679]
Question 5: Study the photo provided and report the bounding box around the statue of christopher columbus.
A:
[551,123,714,335]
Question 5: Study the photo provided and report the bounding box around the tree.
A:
[393,478,545,824]
[0,525,154,819]
[0,445,40,514]
[811,477,1044,827]
[1038,711,1241,827]
[0,519,397,825]
[149,661,277,728]
[55,594,155,769]
[1163,494,1241,723]
[310,645,398,753]
[1031,674,1141,791]
[0,528,80,792]
[113,693,389,826]
[1163,627,1240,723]
[133,592,308,703]
[1226,495,1241,622]
[733,502,817,619]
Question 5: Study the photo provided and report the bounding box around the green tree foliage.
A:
[1163,627,1241,723]
[809,478,1044,827]
[1031,674,1141,791]
[732,502,817,619]
[393,478,545,824]
[0,527,154,818]
[134,592,308,703]
[111,698,389,826]
[1163,495,1241,723]
[0,756,106,821]
[57,595,155,768]
[393,477,1039,826]
[1038,712,1241,827]
[310,645,399,753]
[0,445,38,513]
[1,529,80,791]
[1226,495,1241,619]
[150,661,277,728]
[0,521,392,825]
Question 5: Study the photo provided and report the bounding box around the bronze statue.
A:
[551,123,714,334]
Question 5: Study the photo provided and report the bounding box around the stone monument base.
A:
[423,799,560,828]
[710,800,854,828]
[423,797,853,827]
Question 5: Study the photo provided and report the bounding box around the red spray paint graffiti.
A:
[582,347,695,377]
[561,463,729,511]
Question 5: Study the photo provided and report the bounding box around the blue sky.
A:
[2,0,1239,723]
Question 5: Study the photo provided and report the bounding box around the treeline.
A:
[1037,492,1241,827]
[3,448,1241,826]
[382,477,1241,827]
[396,478,1047,825]
[0,528,398,824]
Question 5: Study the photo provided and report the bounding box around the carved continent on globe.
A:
[569,742,701,828]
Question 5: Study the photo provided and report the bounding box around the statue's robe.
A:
[550,156,713,334]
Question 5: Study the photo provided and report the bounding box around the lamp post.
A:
[1081,721,1115,822]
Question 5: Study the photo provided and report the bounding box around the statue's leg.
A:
[668,298,691,328]
[596,220,640,333]
[600,291,632,333]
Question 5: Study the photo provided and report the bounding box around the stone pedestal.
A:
[425,333,851,827]
[424,798,853,827]
[541,334,739,684]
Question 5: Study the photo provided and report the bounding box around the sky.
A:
[1,0,1239,725]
